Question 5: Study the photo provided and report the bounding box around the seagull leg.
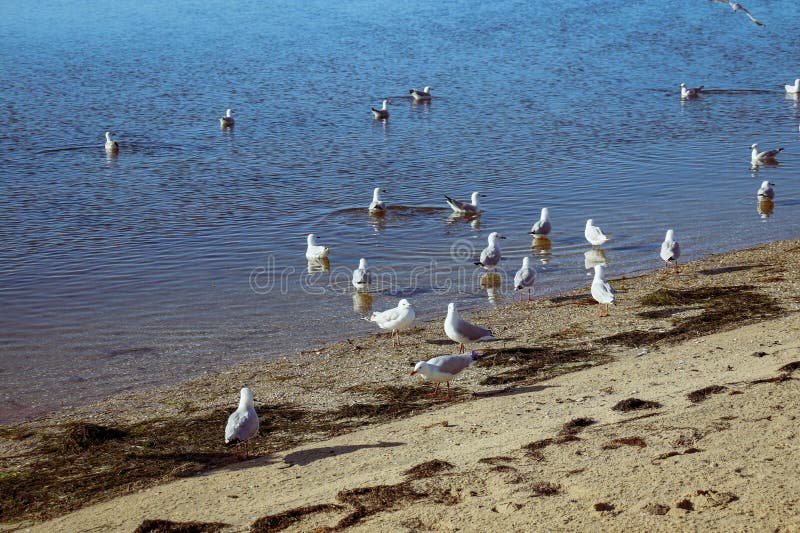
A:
[443,381,451,401]
[663,261,669,274]
[674,261,680,274]
[459,343,465,354]
[427,383,441,398]
[527,288,531,302]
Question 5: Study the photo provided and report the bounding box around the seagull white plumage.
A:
[660,229,681,274]
[474,232,505,269]
[225,387,259,459]
[513,257,536,302]
[305,234,329,260]
[409,86,432,101]
[529,208,552,236]
[366,299,415,345]
[220,109,235,128]
[711,0,764,26]
[445,191,482,214]
[352,258,371,289]
[757,180,775,199]
[104,131,119,153]
[585,219,610,247]
[371,100,389,120]
[444,302,495,354]
[411,351,478,400]
[680,83,704,99]
[591,264,615,318]
[369,187,387,212]
[751,143,783,165]
[784,79,800,94]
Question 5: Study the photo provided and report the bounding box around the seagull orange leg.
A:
[443,381,451,401]
[427,383,441,398]
[674,261,679,274]
[459,343,465,354]
[527,288,531,302]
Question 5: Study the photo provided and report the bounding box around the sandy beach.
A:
[2,239,800,532]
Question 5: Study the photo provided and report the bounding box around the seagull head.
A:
[423,86,431,93]
[398,298,413,309]
[447,302,457,316]
[105,131,113,140]
[411,361,426,376]
[358,258,368,270]
[586,218,594,227]
[226,109,233,117]
[751,143,758,150]
[593,264,606,277]
[307,233,318,245]
[239,387,255,408]
[665,229,675,240]
[521,256,531,267]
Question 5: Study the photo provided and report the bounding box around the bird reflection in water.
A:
[447,212,480,230]
[368,209,387,233]
[307,257,330,274]
[530,235,552,264]
[757,198,774,219]
[353,291,373,315]
[480,272,502,305]
[584,249,609,271]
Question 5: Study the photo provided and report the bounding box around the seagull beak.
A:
[499,236,507,239]
[410,370,417,376]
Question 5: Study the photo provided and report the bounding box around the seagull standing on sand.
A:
[445,192,483,214]
[585,219,610,247]
[751,143,783,165]
[305,234,330,260]
[474,232,505,269]
[711,0,764,26]
[757,180,775,199]
[220,109,235,128]
[411,351,478,400]
[680,83,704,99]
[104,132,119,153]
[366,299,415,346]
[660,230,681,274]
[591,264,615,318]
[529,208,552,236]
[444,302,495,353]
[514,257,536,302]
[352,258,371,290]
[409,86,432,101]
[371,100,389,120]
[784,79,800,94]
[225,387,259,459]
[369,187,387,212]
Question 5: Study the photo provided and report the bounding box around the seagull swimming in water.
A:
[529,208,552,236]
[751,143,783,166]
[371,100,389,120]
[409,86,432,101]
[225,387,259,459]
[591,264,615,318]
[585,219,610,247]
[757,180,775,199]
[366,299,415,345]
[445,192,483,214]
[711,0,764,26]
[660,229,681,274]
[680,83,704,99]
[513,257,536,302]
[220,109,235,128]
[104,132,119,153]
[369,187,387,212]
[352,258,371,290]
[411,351,478,400]
[444,302,495,354]
[305,234,329,260]
[783,79,800,94]
[474,232,505,269]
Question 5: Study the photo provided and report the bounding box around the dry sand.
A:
[3,239,800,532]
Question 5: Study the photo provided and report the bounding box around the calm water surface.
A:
[2,0,800,422]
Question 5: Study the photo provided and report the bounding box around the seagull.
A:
[305,234,330,260]
[352,258,371,290]
[369,187,387,212]
[757,180,775,199]
[411,351,478,400]
[680,83,704,99]
[784,79,800,94]
[660,229,681,274]
[751,143,783,165]
[444,302,495,354]
[711,0,764,26]
[409,86,432,101]
[585,219,610,247]
[474,232,505,269]
[220,109,235,128]
[591,265,615,318]
[445,192,483,215]
[104,132,119,153]
[529,208,552,236]
[225,387,259,459]
[371,100,389,120]
[366,299,415,346]
[513,257,536,302]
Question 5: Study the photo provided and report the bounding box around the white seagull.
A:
[369,187,387,212]
[220,109,235,128]
[411,351,478,400]
[660,229,681,274]
[711,0,764,26]
[591,264,615,318]
[585,219,610,247]
[757,180,775,199]
[751,143,783,165]
[445,192,483,215]
[104,131,119,153]
[513,257,536,302]
[371,100,389,120]
[784,79,800,94]
[305,234,330,260]
[352,258,371,290]
[409,86,432,101]
[367,299,416,346]
[444,302,495,354]
[225,387,259,459]
[680,83,704,99]
[529,208,552,236]
[474,232,505,269]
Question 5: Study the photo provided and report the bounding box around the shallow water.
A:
[1,0,799,422]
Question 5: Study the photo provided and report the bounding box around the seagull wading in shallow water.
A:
[411,351,478,400]
[751,144,783,165]
[680,83,704,99]
[514,256,536,302]
[784,79,800,94]
[445,192,483,215]
[104,132,119,153]
[409,86,432,101]
[305,234,329,260]
[591,264,615,318]
[757,180,775,199]
[585,219,610,247]
[474,232,505,269]
[660,229,681,274]
[529,208,552,236]
[371,100,389,120]
[711,0,764,26]
[225,387,259,459]
[352,258,371,290]
[220,109,235,128]
[444,302,495,354]
[366,299,415,345]
[369,187,387,212]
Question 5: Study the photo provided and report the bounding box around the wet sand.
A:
[2,239,800,531]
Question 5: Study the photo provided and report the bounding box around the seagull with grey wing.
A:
[711,0,764,26]
[411,350,478,400]
[529,208,552,236]
[474,232,505,269]
[225,387,259,459]
[757,180,775,199]
[444,302,495,353]
[352,258,371,290]
[514,257,536,302]
[445,191,483,215]
[680,83,704,99]
[659,230,681,274]
[591,264,615,318]
[751,143,783,166]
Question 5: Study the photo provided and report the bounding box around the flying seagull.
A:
[711,0,764,26]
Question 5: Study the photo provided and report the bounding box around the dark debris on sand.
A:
[134,519,229,533]
[611,398,662,412]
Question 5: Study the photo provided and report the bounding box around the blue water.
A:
[1,0,799,421]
